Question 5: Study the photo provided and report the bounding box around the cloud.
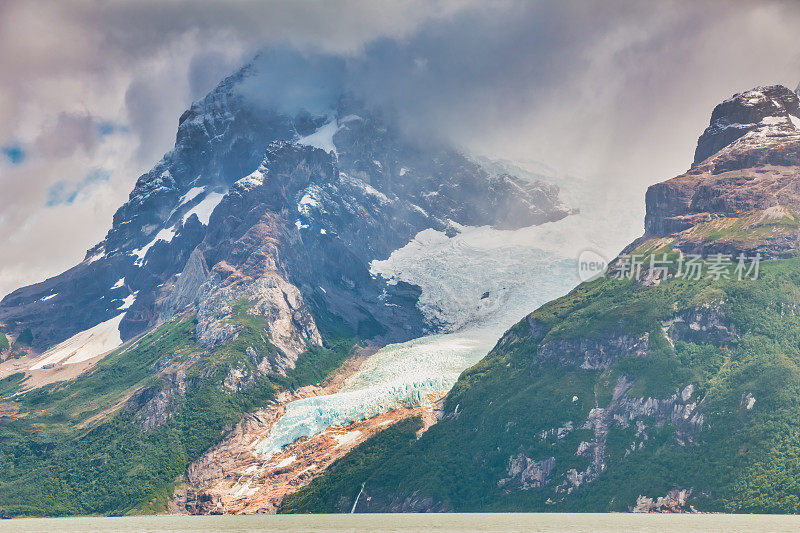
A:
[0,0,799,299]
[227,1,800,187]
[238,48,348,116]
[33,112,100,158]
[0,0,477,298]
[46,169,112,207]
[341,1,800,182]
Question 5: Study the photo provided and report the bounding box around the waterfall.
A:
[351,481,366,513]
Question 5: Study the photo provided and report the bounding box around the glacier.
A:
[255,171,644,459]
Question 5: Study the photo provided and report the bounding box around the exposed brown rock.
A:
[169,344,441,515]
[174,405,435,515]
[639,86,800,258]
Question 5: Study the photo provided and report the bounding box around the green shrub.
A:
[14,329,33,347]
[0,309,360,517]
[281,417,423,513]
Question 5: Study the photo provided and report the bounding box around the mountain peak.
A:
[0,61,570,358]
[642,84,800,258]
[693,84,800,168]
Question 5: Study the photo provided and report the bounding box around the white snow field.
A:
[30,312,126,369]
[182,190,226,225]
[255,178,643,459]
[297,118,340,155]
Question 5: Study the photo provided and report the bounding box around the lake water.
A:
[3,514,800,533]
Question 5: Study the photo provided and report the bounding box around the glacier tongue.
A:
[255,171,645,459]
[255,330,496,459]
[255,218,587,459]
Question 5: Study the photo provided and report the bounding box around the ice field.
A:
[256,176,644,459]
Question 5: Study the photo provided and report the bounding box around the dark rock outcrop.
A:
[131,370,188,431]
[693,85,800,166]
[538,331,650,371]
[353,489,451,513]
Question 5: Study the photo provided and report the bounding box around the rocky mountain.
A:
[0,60,570,517]
[282,84,800,514]
[643,85,800,257]
[0,62,568,372]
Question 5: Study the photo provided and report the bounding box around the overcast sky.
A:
[1,0,799,298]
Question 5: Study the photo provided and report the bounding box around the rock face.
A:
[0,62,569,369]
[642,85,800,258]
[631,488,694,513]
[498,454,556,489]
[538,331,650,371]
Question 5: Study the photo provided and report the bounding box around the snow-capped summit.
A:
[644,85,800,258]
[693,85,800,168]
[0,60,571,373]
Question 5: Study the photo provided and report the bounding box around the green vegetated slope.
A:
[293,256,800,513]
[0,302,355,517]
[281,416,424,513]
[0,328,34,360]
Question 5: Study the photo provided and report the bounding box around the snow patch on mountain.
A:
[85,248,105,264]
[132,188,228,264]
[235,170,265,191]
[30,313,125,369]
[132,226,178,263]
[297,185,324,215]
[182,191,226,225]
[117,293,137,311]
[178,186,206,206]
[296,118,339,155]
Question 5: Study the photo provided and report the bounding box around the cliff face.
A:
[286,85,800,514]
[643,85,800,257]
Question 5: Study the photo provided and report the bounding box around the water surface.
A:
[4,513,800,533]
